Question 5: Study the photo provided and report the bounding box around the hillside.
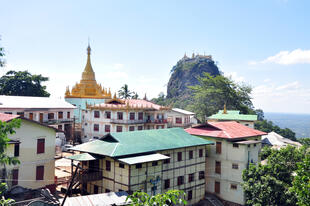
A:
[152,53,221,109]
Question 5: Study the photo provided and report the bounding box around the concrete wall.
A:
[2,119,56,189]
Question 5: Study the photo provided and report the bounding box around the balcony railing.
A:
[146,119,168,124]
[78,171,103,183]
[110,119,145,124]
[43,118,74,124]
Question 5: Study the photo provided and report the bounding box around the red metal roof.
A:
[0,113,19,122]
[185,121,267,139]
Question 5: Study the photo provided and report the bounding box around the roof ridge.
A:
[111,143,120,156]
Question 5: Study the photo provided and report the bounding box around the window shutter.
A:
[37,139,45,154]
[36,166,44,180]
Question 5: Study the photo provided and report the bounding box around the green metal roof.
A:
[208,110,257,121]
[117,153,170,165]
[72,128,213,157]
[65,153,98,161]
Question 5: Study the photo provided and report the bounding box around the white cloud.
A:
[225,72,244,83]
[250,49,310,65]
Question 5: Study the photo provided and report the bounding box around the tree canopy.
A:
[188,73,254,121]
[0,38,4,67]
[0,70,50,97]
[118,84,134,99]
[242,146,309,206]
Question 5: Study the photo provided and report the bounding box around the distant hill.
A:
[265,112,310,138]
[152,54,221,109]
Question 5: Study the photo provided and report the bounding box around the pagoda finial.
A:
[108,88,111,96]
[183,52,187,58]
[223,103,227,114]
[113,92,117,99]
[65,86,71,96]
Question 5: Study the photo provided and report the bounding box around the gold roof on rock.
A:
[65,45,111,99]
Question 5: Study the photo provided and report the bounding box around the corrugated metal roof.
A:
[0,95,76,109]
[60,191,128,206]
[208,110,257,121]
[118,153,170,165]
[172,108,195,115]
[72,128,213,157]
[65,153,98,161]
[235,140,261,145]
[262,131,302,147]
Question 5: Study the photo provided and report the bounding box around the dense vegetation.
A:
[0,70,50,97]
[242,145,310,206]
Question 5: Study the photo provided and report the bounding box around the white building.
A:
[0,95,75,141]
[81,98,170,142]
[262,131,302,149]
[186,121,266,205]
[167,108,198,128]
[0,113,57,192]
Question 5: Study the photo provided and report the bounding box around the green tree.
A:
[118,84,133,99]
[189,73,254,121]
[255,120,296,141]
[255,109,264,121]
[0,118,21,205]
[298,138,310,147]
[132,92,139,99]
[290,154,310,206]
[0,38,4,67]
[126,190,187,206]
[242,146,308,206]
[0,70,50,97]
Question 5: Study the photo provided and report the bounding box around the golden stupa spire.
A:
[223,103,227,114]
[81,43,96,82]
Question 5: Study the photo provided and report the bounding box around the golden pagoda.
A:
[65,45,111,99]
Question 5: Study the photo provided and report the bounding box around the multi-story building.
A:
[167,108,198,128]
[208,107,257,129]
[185,121,266,205]
[67,128,213,205]
[81,98,170,142]
[0,95,75,140]
[0,113,57,191]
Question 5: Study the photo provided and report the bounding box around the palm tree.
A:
[132,92,139,99]
[118,84,134,99]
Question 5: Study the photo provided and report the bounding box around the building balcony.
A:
[146,119,168,124]
[110,119,145,124]
[78,171,103,183]
[43,118,74,124]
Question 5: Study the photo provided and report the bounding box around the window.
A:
[105,125,111,133]
[94,185,98,194]
[116,126,122,132]
[12,169,18,186]
[29,113,33,120]
[105,189,111,193]
[199,149,203,157]
[188,173,194,182]
[254,143,257,147]
[215,161,221,174]
[152,161,158,166]
[175,117,182,124]
[4,112,12,114]
[215,181,220,193]
[164,154,170,164]
[216,142,222,154]
[164,179,170,189]
[129,126,135,131]
[93,136,99,139]
[187,190,192,200]
[130,112,135,120]
[233,143,239,148]
[245,124,249,126]
[248,145,250,148]
[36,166,44,180]
[231,184,237,190]
[58,112,63,119]
[117,112,123,120]
[189,150,193,159]
[136,163,142,169]
[232,163,239,169]
[105,111,111,119]
[67,112,70,119]
[93,124,99,132]
[58,125,62,130]
[119,163,125,168]
[106,160,111,171]
[177,152,182,161]
[14,143,19,157]
[138,126,143,130]
[39,113,43,123]
[138,112,143,120]
[199,171,205,180]
[17,112,24,117]
[177,176,184,185]
[94,111,100,118]
[48,113,54,120]
[37,139,45,154]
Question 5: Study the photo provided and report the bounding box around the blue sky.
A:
[1,0,310,114]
